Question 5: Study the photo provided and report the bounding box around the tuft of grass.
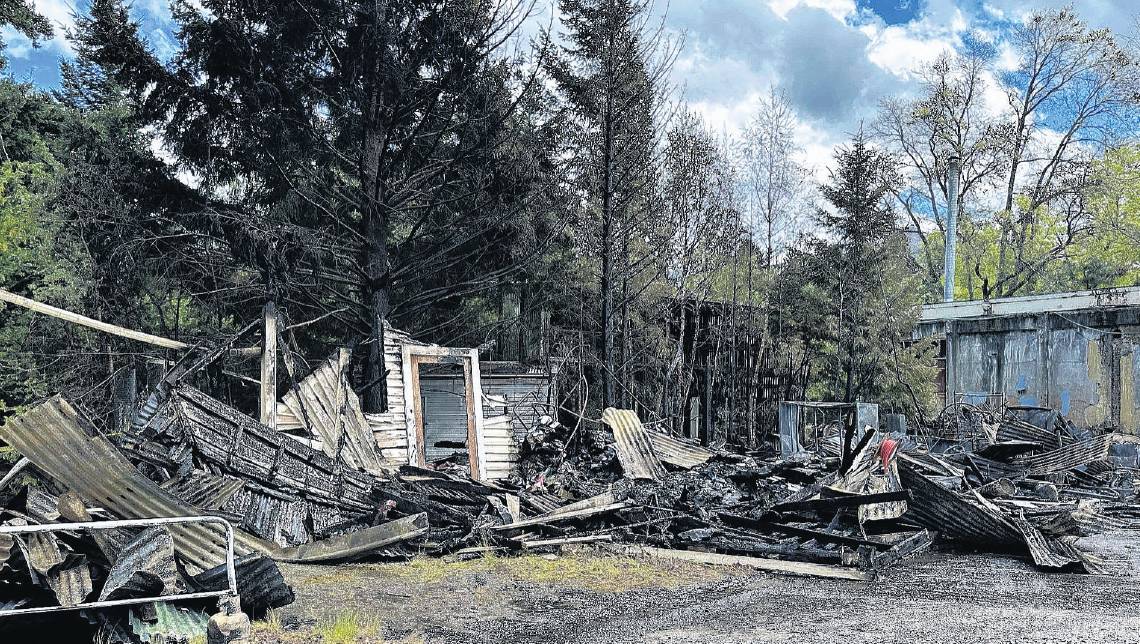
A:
[252,608,285,636]
[356,551,722,593]
[316,609,382,644]
[489,553,718,592]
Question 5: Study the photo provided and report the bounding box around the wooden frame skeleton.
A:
[400,345,487,480]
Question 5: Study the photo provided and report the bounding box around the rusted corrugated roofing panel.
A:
[898,459,1021,546]
[601,408,666,481]
[277,351,385,475]
[646,431,713,469]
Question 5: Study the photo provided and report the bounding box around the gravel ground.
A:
[259,530,1140,644]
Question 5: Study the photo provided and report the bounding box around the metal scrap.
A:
[601,407,668,480]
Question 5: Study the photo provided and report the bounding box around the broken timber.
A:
[626,546,872,581]
[0,397,427,568]
[771,491,911,514]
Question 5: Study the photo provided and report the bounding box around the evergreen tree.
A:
[548,0,673,409]
[807,132,936,415]
[77,0,556,410]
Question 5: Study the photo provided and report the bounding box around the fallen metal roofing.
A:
[646,430,713,468]
[46,554,94,607]
[161,386,376,513]
[1015,434,1135,475]
[127,601,210,644]
[601,408,667,480]
[98,527,181,601]
[276,350,386,475]
[0,397,263,571]
[1,397,427,569]
[898,457,1022,546]
[995,418,1061,449]
[1010,513,1105,573]
[191,554,294,617]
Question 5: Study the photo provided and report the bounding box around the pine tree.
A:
[548,0,672,408]
[810,131,936,414]
[77,0,555,410]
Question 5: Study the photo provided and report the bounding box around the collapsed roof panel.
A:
[276,349,386,475]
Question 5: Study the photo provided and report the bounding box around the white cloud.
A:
[768,0,856,22]
[1,27,34,59]
[865,24,955,79]
[27,0,76,54]
[995,40,1019,72]
[982,3,1005,20]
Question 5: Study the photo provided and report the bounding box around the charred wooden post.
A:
[260,301,277,429]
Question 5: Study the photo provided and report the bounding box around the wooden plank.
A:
[631,546,872,581]
[276,513,429,563]
[871,529,933,572]
[260,301,277,428]
[0,287,189,349]
[772,491,911,514]
[0,457,30,493]
[490,502,631,531]
[522,534,614,548]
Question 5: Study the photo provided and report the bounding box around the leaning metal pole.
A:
[942,155,961,302]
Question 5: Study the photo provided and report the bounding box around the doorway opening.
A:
[402,346,486,480]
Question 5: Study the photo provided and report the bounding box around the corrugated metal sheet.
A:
[645,431,712,469]
[601,408,667,481]
[996,418,1061,449]
[421,363,555,442]
[24,487,61,523]
[191,554,294,618]
[99,527,181,601]
[0,397,265,571]
[159,471,244,511]
[1010,513,1104,572]
[46,554,94,607]
[858,471,908,523]
[1,398,429,568]
[898,459,1022,546]
[128,601,209,644]
[1015,434,1127,474]
[276,350,385,475]
[419,371,472,463]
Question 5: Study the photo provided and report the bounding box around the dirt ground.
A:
[250,530,1140,644]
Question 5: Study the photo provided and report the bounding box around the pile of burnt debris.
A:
[1,351,1139,640]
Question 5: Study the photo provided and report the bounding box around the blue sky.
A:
[4,0,1137,172]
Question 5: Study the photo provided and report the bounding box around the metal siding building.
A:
[915,287,1140,432]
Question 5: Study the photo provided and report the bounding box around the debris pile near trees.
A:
[2,351,1140,640]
